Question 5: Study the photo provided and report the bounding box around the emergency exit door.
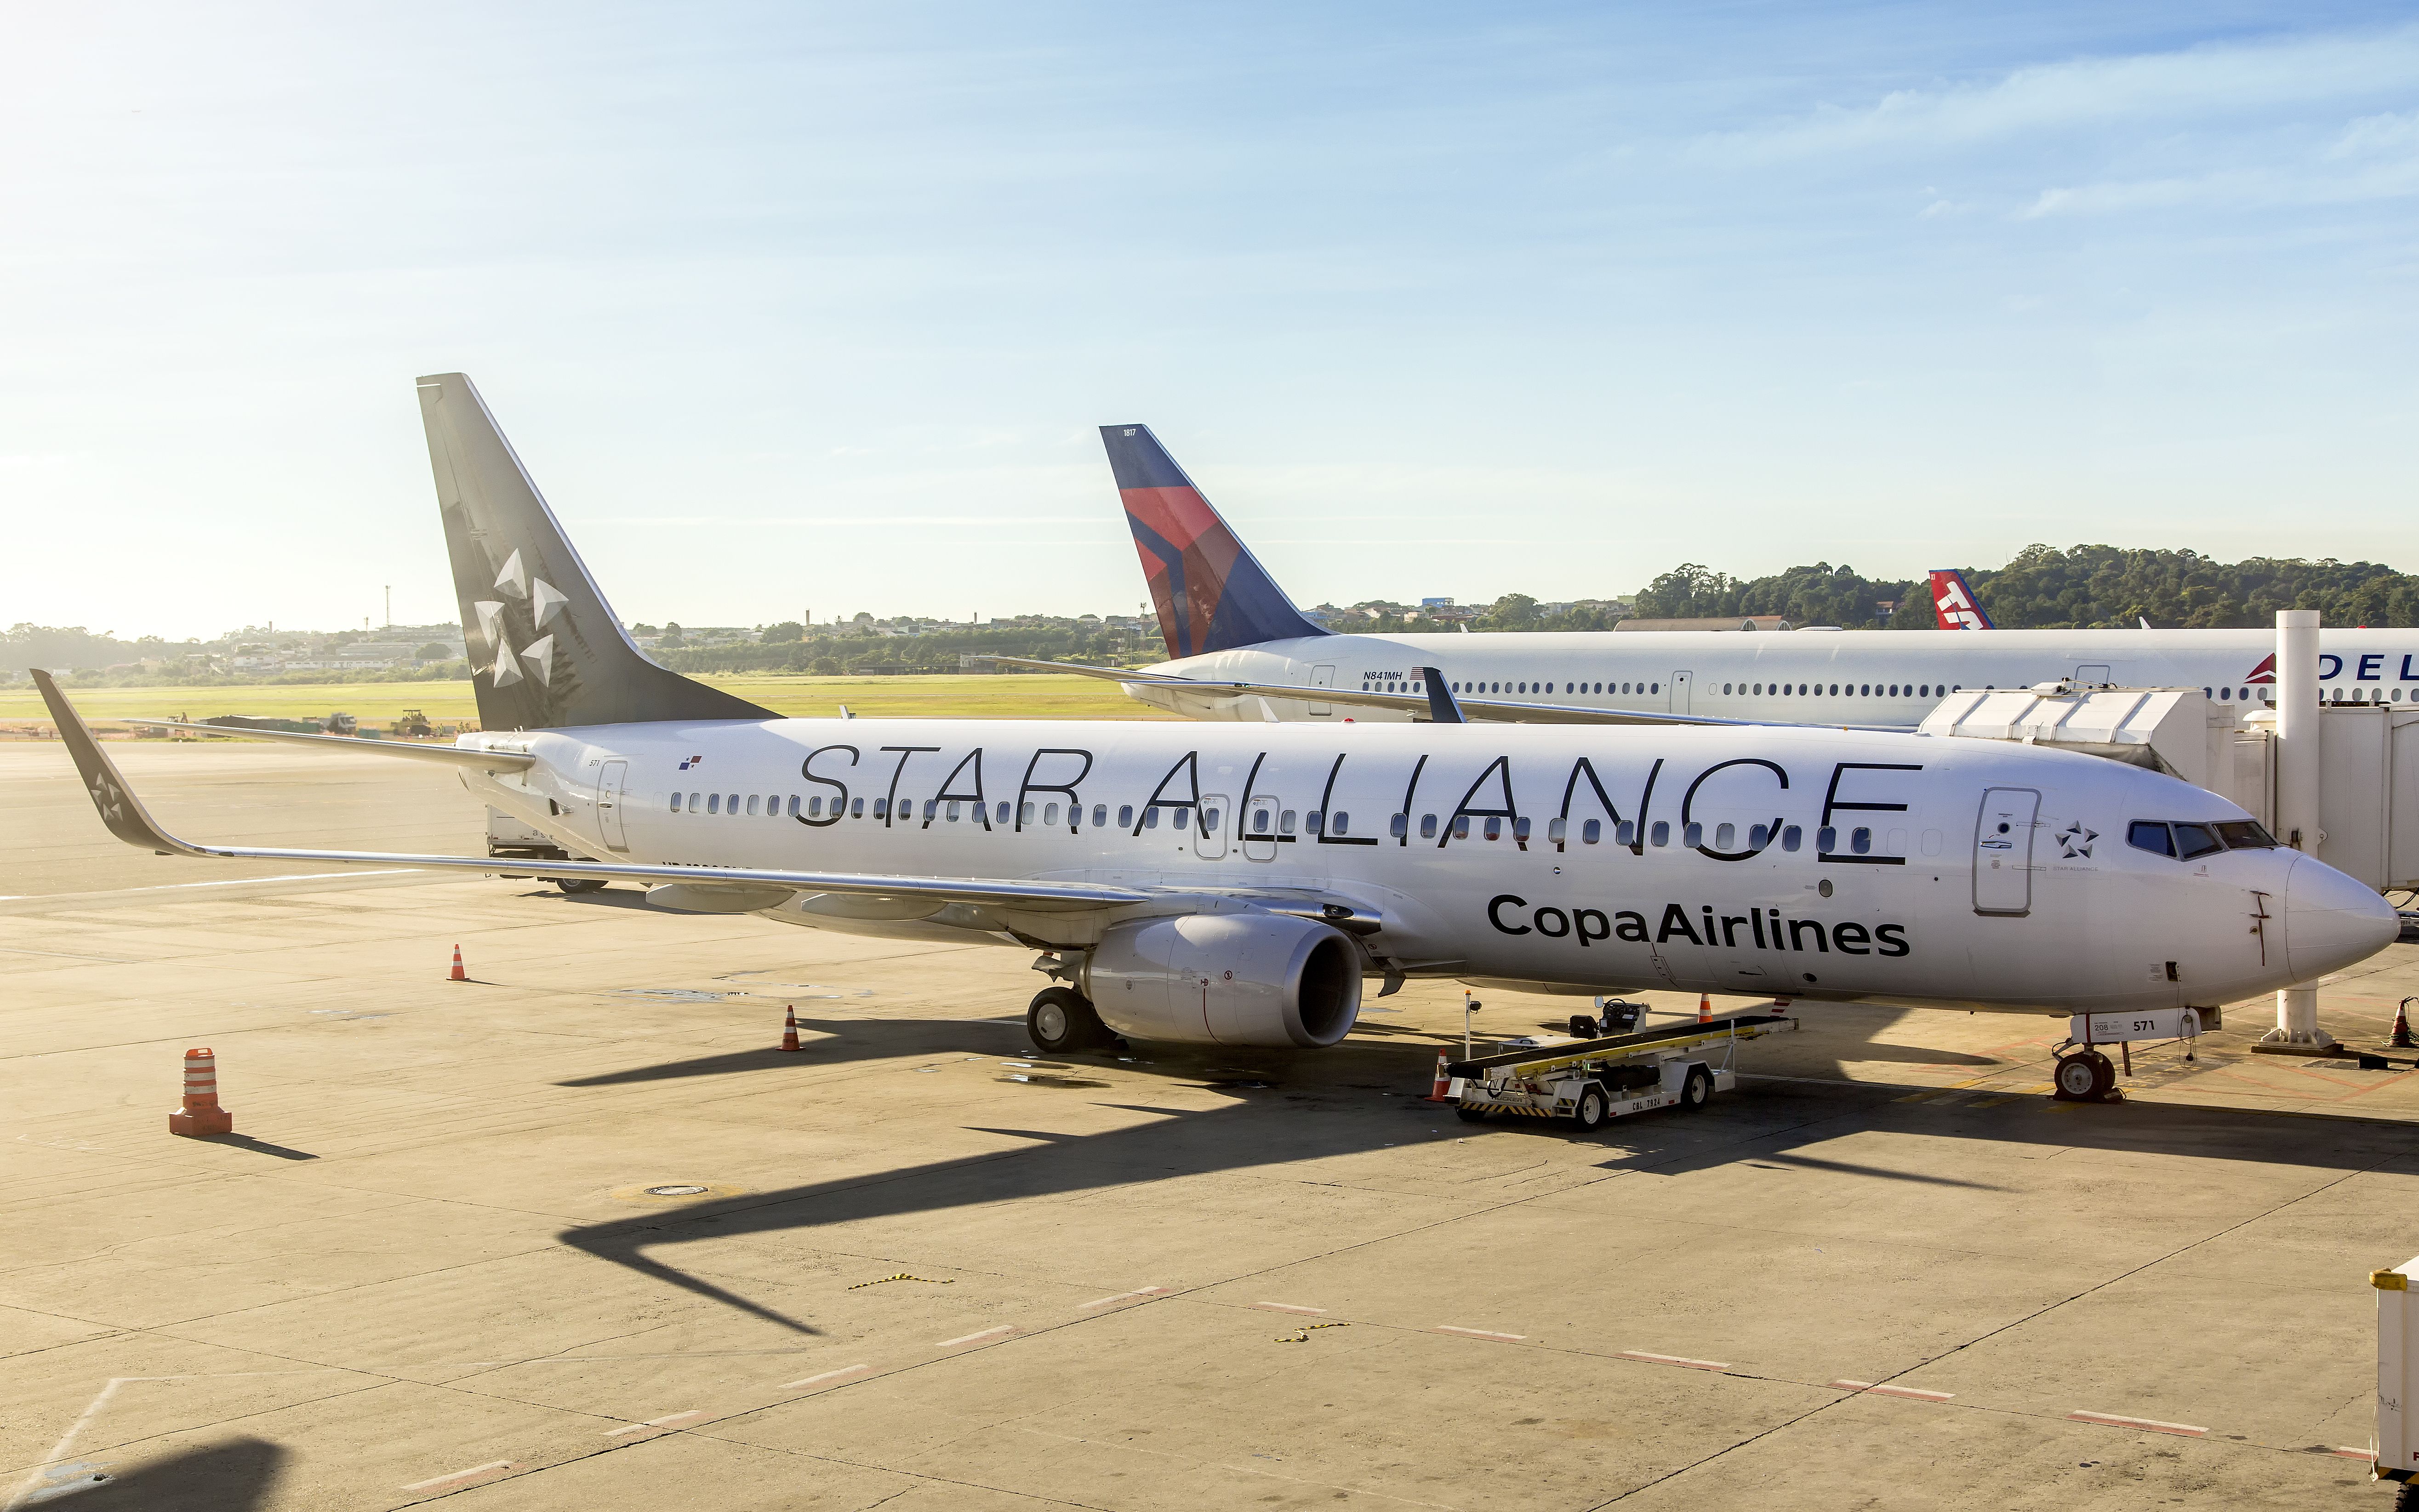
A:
[597,760,630,851]
[1669,670,1693,715]
[1307,665,1335,716]
[1973,787,2039,915]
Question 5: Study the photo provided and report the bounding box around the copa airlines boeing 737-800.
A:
[1022,425,2415,730]
[36,377,2395,1077]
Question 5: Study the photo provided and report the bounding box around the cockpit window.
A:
[2127,821,2175,857]
[2172,822,2224,860]
[2131,818,2276,859]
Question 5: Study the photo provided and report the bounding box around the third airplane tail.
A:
[1099,425,1332,661]
[1928,568,1995,631]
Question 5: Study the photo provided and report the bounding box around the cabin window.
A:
[1817,825,1837,852]
[808,796,822,816]
[1484,816,1501,840]
[1650,682,1660,693]
[1254,809,1271,833]
[1144,808,1161,830]
[1332,811,1351,834]
[1723,683,1733,695]
[1547,817,1567,843]
[1418,813,1437,839]
[1781,824,1803,851]
[941,800,956,821]
[1614,820,1634,846]
[707,793,721,814]
[1044,802,1060,826]
[786,795,799,816]
[1092,804,1107,827]
[1513,816,1531,843]
[1751,683,1760,695]
[1452,815,1471,839]
[1389,814,1408,839]
[742,794,757,816]
[1518,683,1527,694]
[872,798,888,818]
[1118,805,1135,827]
[1851,827,1872,854]
[1582,819,1601,844]
[1201,808,1220,831]
[1620,681,1630,694]
[1307,811,1324,833]
[1860,685,1871,696]
[1280,810,1296,834]
[1172,807,1190,829]
[991,802,1005,823]
[689,791,702,810]
[1749,823,1769,848]
[1715,822,1735,849]
[670,793,683,811]
[1020,802,1036,824]
[1683,821,1703,847]
[1650,820,1670,847]
[850,797,864,817]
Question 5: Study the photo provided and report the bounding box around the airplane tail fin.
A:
[1928,568,1995,631]
[1098,425,1331,661]
[416,374,775,730]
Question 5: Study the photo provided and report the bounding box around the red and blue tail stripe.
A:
[1100,425,1331,659]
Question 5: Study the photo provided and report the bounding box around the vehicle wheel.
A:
[555,877,606,895]
[1572,1085,1609,1130]
[2054,1052,2113,1101]
[1455,1104,1488,1122]
[1027,987,1105,1054]
[1677,1066,1713,1112]
[1567,1014,1599,1039]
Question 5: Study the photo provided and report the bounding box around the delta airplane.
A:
[35,377,2396,1093]
[1017,426,2418,729]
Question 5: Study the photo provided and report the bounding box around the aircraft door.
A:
[1307,664,1335,716]
[1242,795,1280,861]
[1669,670,1693,714]
[1973,787,2040,915]
[2076,663,2111,684]
[1194,794,1231,860]
[597,759,629,851]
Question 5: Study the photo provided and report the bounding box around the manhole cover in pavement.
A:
[646,1185,709,1196]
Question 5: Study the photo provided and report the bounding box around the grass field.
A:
[0,673,1177,733]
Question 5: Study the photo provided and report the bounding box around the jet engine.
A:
[1084,912,1362,1048]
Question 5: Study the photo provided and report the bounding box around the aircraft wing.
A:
[992,656,1766,728]
[32,671,1147,915]
[120,717,539,772]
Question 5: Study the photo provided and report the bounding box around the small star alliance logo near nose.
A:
[2054,821,2097,859]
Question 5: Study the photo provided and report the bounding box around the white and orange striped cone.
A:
[779,1007,801,1052]
[2394,1001,2415,1050]
[1424,1053,1453,1101]
[169,1047,234,1137]
[448,945,467,982]
[1697,993,1712,1024]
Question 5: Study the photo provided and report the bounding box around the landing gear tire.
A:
[1027,987,1106,1055]
[1571,1085,1609,1131]
[555,877,606,895]
[2053,1050,2117,1102]
[1455,1104,1489,1123]
[1677,1066,1713,1113]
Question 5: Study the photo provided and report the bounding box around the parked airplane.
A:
[1016,426,2417,729]
[34,377,2395,1087]
[1930,569,1993,631]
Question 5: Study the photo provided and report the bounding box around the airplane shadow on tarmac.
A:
[550,1024,2419,1336]
[46,1436,287,1511]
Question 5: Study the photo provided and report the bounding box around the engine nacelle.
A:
[1084,913,1362,1048]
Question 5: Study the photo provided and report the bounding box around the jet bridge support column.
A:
[2264,609,2335,1050]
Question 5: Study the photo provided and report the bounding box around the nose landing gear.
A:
[2052,1049,2121,1103]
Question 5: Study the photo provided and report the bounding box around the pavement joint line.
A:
[1433,1326,1525,1342]
[934,1325,1019,1347]
[603,1410,705,1436]
[2068,1409,2207,1437]
[1617,1350,1728,1371]
[1830,1379,1953,1401]
[400,1459,514,1492]
[780,1364,872,1389]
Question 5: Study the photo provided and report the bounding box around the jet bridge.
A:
[1920,686,2419,893]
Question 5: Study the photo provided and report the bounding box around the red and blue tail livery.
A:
[1101,425,1332,659]
[1929,569,1995,631]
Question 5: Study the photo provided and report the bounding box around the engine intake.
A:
[1085,913,1362,1048]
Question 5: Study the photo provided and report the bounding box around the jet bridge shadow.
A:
[551,1029,2419,1335]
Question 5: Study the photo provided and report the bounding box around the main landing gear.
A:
[2052,1048,2121,1103]
[1027,987,1113,1055]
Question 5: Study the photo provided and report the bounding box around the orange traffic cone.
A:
[1424,1053,1452,1101]
[169,1047,234,1137]
[779,1007,801,1052]
[448,945,467,982]
[2394,1000,2415,1050]
[1697,993,1712,1024]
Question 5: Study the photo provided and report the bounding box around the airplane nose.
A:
[2283,854,2399,979]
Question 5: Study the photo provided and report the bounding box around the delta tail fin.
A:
[1099,425,1332,661]
[417,374,776,730]
[1928,568,1994,631]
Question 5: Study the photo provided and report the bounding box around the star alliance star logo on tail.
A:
[473,548,568,689]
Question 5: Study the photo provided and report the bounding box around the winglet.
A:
[31,670,199,856]
[1417,667,1465,725]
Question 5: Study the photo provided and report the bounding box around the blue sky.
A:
[4,2,2414,639]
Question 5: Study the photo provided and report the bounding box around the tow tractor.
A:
[1445,1007,1798,1130]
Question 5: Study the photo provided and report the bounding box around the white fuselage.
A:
[1132,628,2419,725]
[473,715,2386,1021]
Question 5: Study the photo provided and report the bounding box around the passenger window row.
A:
[1448,681,1660,696]
[2127,818,2276,859]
